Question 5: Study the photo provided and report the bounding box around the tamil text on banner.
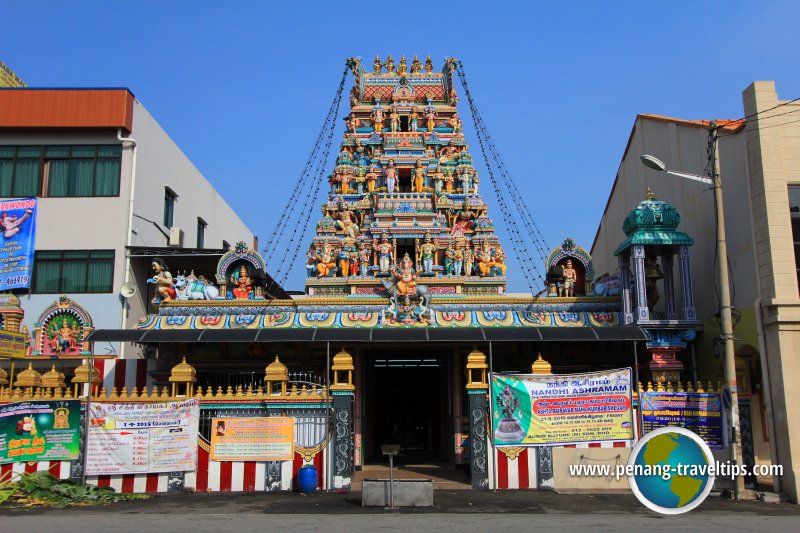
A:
[0,198,37,290]
[640,391,723,450]
[210,417,294,461]
[86,399,200,475]
[0,400,81,463]
[491,368,634,446]
[0,329,27,359]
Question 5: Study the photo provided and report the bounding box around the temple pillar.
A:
[632,245,649,322]
[619,254,633,325]
[662,254,677,320]
[465,347,489,490]
[332,391,354,490]
[678,245,697,320]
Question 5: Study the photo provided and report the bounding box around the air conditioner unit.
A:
[168,226,183,247]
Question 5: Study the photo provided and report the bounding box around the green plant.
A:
[0,471,149,508]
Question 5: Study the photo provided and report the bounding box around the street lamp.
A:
[640,125,744,498]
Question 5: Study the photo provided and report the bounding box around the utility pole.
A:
[709,121,744,498]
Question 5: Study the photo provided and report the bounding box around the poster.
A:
[210,417,294,461]
[0,400,81,463]
[0,198,37,290]
[86,399,200,475]
[640,391,724,450]
[491,368,634,446]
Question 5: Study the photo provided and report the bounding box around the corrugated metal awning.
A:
[86,326,647,343]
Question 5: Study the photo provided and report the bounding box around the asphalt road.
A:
[1,490,798,532]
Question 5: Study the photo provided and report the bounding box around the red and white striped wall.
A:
[91,358,154,394]
[0,460,71,482]
[489,440,633,490]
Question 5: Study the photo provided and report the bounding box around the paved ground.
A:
[1,490,798,532]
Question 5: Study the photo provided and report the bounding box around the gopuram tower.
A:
[305,55,506,324]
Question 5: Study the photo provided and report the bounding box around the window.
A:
[197,217,207,248]
[164,187,177,228]
[0,145,121,197]
[33,250,115,293]
[790,186,800,291]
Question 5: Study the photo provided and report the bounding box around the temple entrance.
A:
[398,168,412,192]
[395,239,415,267]
[364,352,450,464]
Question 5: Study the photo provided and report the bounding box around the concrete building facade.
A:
[591,81,800,500]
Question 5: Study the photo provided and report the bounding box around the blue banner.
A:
[0,198,37,290]
[640,391,724,450]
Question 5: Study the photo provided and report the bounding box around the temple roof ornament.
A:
[615,189,695,255]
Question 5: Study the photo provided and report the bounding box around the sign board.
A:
[0,198,37,290]
[86,399,200,475]
[640,391,724,450]
[0,329,27,359]
[491,368,634,446]
[0,400,81,463]
[210,417,294,461]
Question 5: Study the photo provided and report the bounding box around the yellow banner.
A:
[210,417,294,461]
[0,329,26,359]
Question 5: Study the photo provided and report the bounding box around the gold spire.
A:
[373,54,382,74]
[411,55,421,73]
[398,54,407,75]
[425,55,433,73]
[385,54,395,74]
[15,363,42,388]
[531,353,552,375]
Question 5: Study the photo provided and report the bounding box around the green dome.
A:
[622,189,681,236]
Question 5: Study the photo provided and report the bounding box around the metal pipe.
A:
[489,341,496,490]
[117,128,137,358]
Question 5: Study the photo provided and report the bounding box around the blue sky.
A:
[4,1,800,292]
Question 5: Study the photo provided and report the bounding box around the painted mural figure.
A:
[148,258,176,304]
[0,209,33,239]
[335,203,360,239]
[389,108,400,133]
[392,253,418,297]
[376,233,394,273]
[230,265,254,299]
[409,107,419,132]
[384,160,397,194]
[418,233,436,273]
[316,243,336,277]
[49,317,78,353]
[358,242,371,276]
[561,259,577,297]
[451,201,477,237]
[463,242,474,277]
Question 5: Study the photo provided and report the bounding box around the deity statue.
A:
[358,242,371,277]
[305,245,318,277]
[373,54,382,74]
[349,244,359,276]
[389,107,401,133]
[424,55,433,73]
[432,163,444,192]
[411,55,421,74]
[366,165,378,193]
[450,112,462,133]
[353,141,370,168]
[230,264,254,299]
[398,54,407,75]
[443,167,454,193]
[645,257,664,308]
[375,233,394,273]
[451,201,476,237]
[458,167,472,194]
[449,87,459,107]
[328,173,337,194]
[417,232,436,274]
[148,258,176,304]
[477,242,506,277]
[472,169,480,195]
[452,242,464,276]
[425,105,437,132]
[372,106,385,133]
[412,159,426,193]
[316,242,336,277]
[384,160,397,194]
[438,144,458,164]
[463,242,474,276]
[561,259,577,297]
[391,252,417,297]
[338,240,352,278]
[49,317,78,353]
[339,168,351,194]
[348,113,359,134]
[334,203,360,239]
[409,107,419,132]
[384,54,395,74]
[444,243,455,275]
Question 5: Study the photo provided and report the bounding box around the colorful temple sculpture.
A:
[1,56,706,495]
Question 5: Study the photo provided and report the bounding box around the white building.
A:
[0,88,255,359]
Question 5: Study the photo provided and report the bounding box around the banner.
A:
[0,329,27,359]
[210,417,294,461]
[640,391,723,450]
[86,399,200,475]
[0,400,81,463]
[491,368,634,446]
[0,198,37,290]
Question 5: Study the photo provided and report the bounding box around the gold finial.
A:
[531,353,552,375]
[373,54,382,74]
[385,54,395,74]
[411,55,421,73]
[425,55,433,73]
[398,54,407,75]
[646,187,655,201]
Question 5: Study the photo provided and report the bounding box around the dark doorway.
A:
[398,168,412,192]
[364,353,450,464]
[395,239,415,268]
[400,116,409,132]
